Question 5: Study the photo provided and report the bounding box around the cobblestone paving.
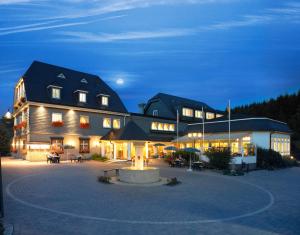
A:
[2,158,300,235]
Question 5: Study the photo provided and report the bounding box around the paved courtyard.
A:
[2,157,300,235]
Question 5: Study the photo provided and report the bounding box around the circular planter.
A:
[119,167,160,184]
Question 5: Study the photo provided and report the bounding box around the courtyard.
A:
[2,157,300,235]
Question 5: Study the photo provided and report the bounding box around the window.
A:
[52,113,62,122]
[206,112,215,119]
[79,138,90,153]
[216,114,223,118]
[51,138,63,153]
[151,122,158,130]
[103,118,111,128]
[57,73,66,79]
[79,92,86,103]
[80,115,89,124]
[80,115,90,128]
[153,110,158,116]
[195,110,203,119]
[151,122,175,132]
[80,78,88,84]
[102,96,108,106]
[182,108,193,117]
[113,119,121,129]
[52,88,61,99]
[169,124,175,131]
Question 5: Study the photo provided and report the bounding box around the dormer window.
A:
[153,110,158,116]
[52,88,61,99]
[102,96,108,106]
[57,73,66,79]
[81,78,88,84]
[79,92,86,103]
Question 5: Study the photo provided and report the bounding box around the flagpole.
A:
[228,100,231,153]
[176,109,179,148]
[202,106,205,152]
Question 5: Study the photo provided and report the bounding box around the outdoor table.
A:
[192,161,204,170]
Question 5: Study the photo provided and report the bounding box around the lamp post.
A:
[187,132,202,172]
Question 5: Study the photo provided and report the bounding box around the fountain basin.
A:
[119,167,160,184]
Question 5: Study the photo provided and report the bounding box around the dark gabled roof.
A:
[144,92,220,116]
[186,115,292,134]
[101,121,149,141]
[22,61,127,113]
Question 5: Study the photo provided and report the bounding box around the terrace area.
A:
[1,157,300,235]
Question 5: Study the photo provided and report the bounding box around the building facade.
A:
[12,61,292,161]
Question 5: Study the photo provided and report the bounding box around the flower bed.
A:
[80,123,90,129]
[52,121,64,127]
[13,121,27,130]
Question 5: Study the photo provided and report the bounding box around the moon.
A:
[116,78,124,85]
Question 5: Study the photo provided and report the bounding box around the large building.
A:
[11,61,291,161]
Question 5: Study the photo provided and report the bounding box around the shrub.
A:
[256,147,285,169]
[282,156,298,167]
[97,176,111,184]
[173,150,199,163]
[92,153,108,162]
[205,148,231,170]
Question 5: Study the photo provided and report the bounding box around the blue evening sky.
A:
[0,0,299,115]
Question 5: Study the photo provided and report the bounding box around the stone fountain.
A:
[119,144,160,184]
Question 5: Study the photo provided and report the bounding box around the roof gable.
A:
[22,61,127,113]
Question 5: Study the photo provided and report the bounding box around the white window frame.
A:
[102,96,109,106]
[153,110,158,116]
[52,113,62,122]
[52,88,61,99]
[79,92,87,103]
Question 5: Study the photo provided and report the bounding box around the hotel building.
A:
[12,61,291,162]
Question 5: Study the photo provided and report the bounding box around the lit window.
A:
[52,88,61,99]
[151,122,158,130]
[164,123,169,131]
[103,118,111,128]
[102,96,108,106]
[195,110,203,119]
[169,124,175,131]
[206,112,215,119]
[80,115,89,124]
[182,108,193,117]
[52,113,62,122]
[158,123,164,131]
[79,139,90,153]
[51,138,64,153]
[216,114,223,118]
[113,119,121,129]
[153,110,158,116]
[79,92,86,103]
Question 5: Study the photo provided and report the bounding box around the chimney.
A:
[138,103,146,114]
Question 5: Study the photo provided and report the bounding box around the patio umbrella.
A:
[183,147,200,153]
[164,146,178,151]
[182,147,200,172]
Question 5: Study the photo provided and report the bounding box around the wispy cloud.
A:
[59,28,196,42]
[0,20,92,36]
